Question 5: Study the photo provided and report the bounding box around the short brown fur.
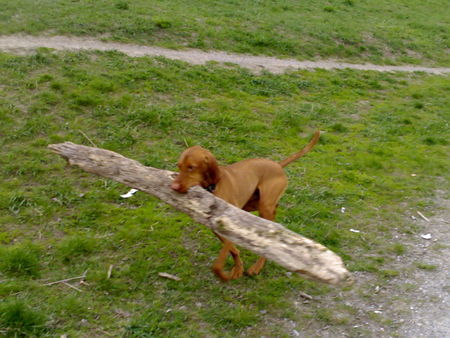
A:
[171,130,320,281]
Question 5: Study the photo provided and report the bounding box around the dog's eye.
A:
[187,165,195,172]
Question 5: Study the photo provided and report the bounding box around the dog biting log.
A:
[48,142,353,285]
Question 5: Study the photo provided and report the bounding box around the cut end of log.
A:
[295,269,354,286]
[214,215,353,285]
[48,143,70,161]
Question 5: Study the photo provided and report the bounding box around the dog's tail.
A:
[279,130,320,168]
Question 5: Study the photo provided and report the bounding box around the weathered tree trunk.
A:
[48,142,353,285]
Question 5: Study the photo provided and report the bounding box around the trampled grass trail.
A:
[1,35,449,75]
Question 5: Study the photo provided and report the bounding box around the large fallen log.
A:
[48,142,353,285]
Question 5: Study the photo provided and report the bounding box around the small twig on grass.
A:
[78,130,97,147]
[107,264,113,279]
[44,270,88,286]
[304,319,314,329]
[158,272,181,281]
[97,329,114,336]
[63,282,83,292]
[299,291,313,300]
[182,138,189,148]
[417,211,430,222]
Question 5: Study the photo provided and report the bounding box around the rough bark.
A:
[48,142,353,285]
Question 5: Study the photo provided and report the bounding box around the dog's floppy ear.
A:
[204,155,219,185]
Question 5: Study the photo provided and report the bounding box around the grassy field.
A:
[0,48,448,336]
[0,0,449,66]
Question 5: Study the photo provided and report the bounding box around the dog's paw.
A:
[230,265,244,280]
[246,258,266,276]
[246,266,260,276]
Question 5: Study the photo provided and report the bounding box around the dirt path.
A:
[396,194,450,337]
[0,35,449,75]
[295,192,450,337]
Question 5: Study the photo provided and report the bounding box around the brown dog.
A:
[171,131,320,281]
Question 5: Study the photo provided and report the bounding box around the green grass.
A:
[0,242,41,277]
[387,243,406,256]
[416,262,438,271]
[0,49,449,335]
[0,300,48,336]
[0,0,449,66]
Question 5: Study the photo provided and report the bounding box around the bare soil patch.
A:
[293,191,450,337]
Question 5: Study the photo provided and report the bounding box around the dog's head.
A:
[171,146,219,193]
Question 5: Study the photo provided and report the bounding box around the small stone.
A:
[420,234,432,240]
